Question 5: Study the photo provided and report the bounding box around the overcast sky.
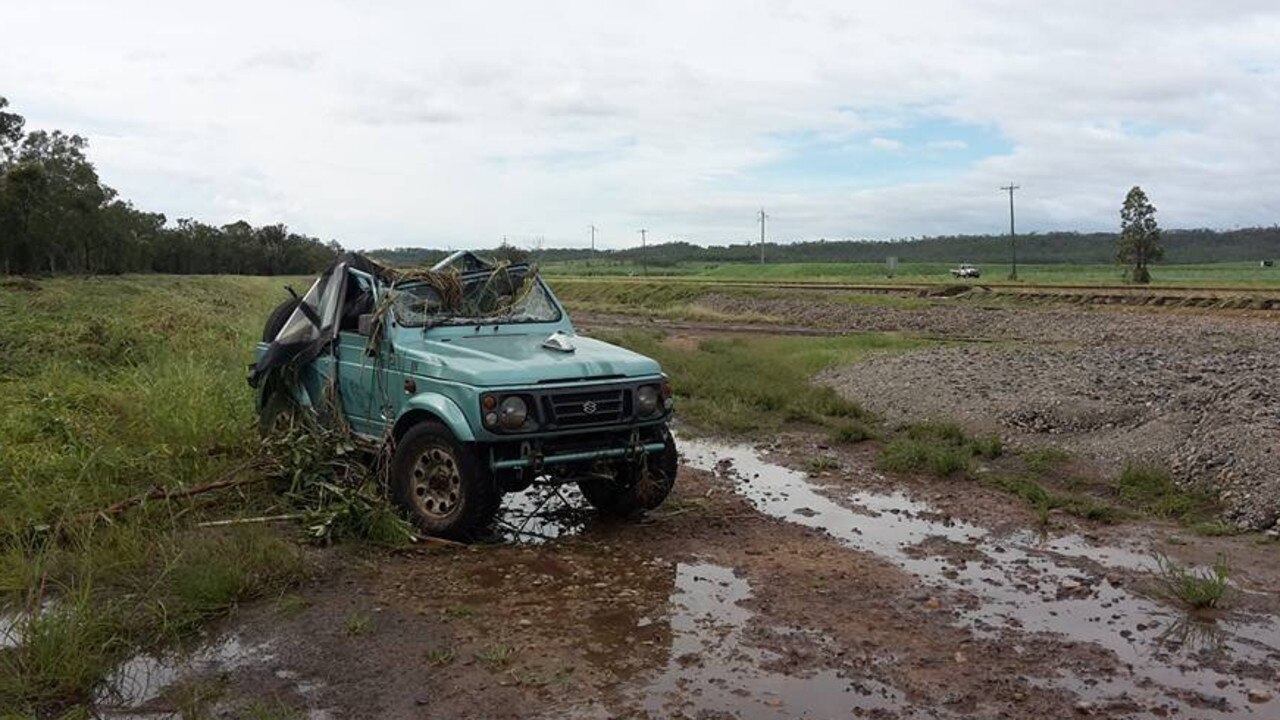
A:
[3,1,1278,250]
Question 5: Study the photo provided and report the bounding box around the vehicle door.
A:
[333,269,384,436]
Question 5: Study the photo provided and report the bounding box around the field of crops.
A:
[542,260,1280,288]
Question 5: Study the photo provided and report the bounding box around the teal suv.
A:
[250,251,677,539]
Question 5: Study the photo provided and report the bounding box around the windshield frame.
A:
[388,266,564,328]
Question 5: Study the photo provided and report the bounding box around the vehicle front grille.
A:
[546,387,628,427]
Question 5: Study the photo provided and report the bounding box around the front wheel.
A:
[578,428,678,516]
[391,422,499,540]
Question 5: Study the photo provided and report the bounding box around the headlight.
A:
[637,385,660,416]
[498,396,528,429]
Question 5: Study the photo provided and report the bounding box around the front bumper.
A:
[486,427,668,472]
[491,441,666,471]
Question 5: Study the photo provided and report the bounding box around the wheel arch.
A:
[393,393,476,443]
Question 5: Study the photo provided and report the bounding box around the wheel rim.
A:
[410,445,463,520]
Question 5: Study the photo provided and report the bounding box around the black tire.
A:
[391,422,499,541]
[262,298,300,342]
[578,427,678,516]
[257,388,301,436]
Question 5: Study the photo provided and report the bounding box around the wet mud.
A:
[87,435,1279,719]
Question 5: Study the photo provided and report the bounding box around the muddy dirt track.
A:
[99,436,1280,719]
[94,300,1280,719]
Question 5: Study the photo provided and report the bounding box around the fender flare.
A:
[395,392,476,442]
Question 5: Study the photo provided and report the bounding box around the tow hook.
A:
[627,429,646,462]
[520,440,543,472]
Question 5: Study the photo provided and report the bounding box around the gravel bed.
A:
[705,293,1280,530]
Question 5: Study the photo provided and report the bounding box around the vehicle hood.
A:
[399,331,661,386]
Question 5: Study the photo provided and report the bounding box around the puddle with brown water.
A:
[681,437,1280,718]
[642,561,928,718]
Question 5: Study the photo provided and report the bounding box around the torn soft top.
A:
[249,250,534,389]
[249,255,358,389]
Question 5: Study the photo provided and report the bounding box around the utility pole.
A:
[589,224,597,267]
[1000,184,1019,280]
[638,228,648,276]
[758,208,767,264]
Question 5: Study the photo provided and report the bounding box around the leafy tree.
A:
[1117,186,1163,284]
[0,97,339,276]
[0,96,24,164]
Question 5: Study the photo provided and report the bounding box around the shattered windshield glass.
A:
[391,265,561,327]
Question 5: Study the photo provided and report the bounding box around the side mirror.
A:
[357,313,376,337]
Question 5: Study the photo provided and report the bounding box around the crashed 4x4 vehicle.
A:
[249,251,676,539]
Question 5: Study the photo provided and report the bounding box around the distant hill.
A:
[368,227,1280,267]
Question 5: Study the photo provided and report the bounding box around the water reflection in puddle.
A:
[95,635,277,713]
[681,438,1280,717]
[644,562,919,719]
[93,634,331,718]
[497,484,591,543]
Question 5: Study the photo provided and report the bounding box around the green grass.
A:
[981,474,1121,526]
[0,275,317,714]
[476,642,515,668]
[1114,463,1215,520]
[444,604,478,619]
[425,646,455,667]
[878,438,973,477]
[344,612,373,636]
[595,331,928,434]
[1154,554,1231,609]
[241,698,304,720]
[1023,446,1071,476]
[805,456,840,473]
[828,419,876,444]
[875,421,1002,477]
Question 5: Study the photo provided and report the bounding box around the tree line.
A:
[0,97,338,276]
[372,225,1280,269]
[3,95,1275,277]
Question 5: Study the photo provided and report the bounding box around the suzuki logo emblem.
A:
[582,400,598,415]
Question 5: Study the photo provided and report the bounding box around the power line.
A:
[758,208,768,264]
[638,228,648,276]
[1000,184,1020,280]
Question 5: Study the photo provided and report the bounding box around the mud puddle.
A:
[94,634,332,718]
[642,561,927,719]
[495,484,591,543]
[681,438,1280,717]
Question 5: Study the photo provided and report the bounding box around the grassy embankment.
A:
[0,275,327,716]
[544,260,1280,288]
